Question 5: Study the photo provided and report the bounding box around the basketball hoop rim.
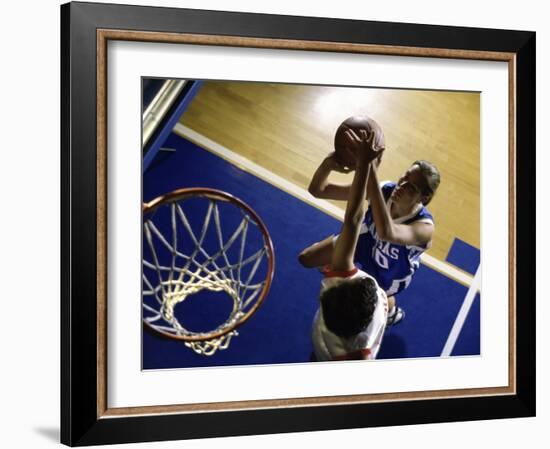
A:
[142,187,275,343]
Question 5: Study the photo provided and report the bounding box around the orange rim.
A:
[142,187,275,342]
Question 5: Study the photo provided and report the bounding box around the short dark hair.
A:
[320,277,378,339]
[412,160,441,205]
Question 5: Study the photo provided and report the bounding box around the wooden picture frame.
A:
[61,1,535,446]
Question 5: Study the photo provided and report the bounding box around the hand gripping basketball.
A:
[333,115,385,168]
[344,128,385,164]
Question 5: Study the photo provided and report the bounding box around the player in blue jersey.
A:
[299,136,440,327]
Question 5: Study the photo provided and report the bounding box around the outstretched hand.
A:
[344,129,385,164]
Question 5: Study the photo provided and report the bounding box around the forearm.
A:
[308,160,332,196]
[366,167,378,201]
[344,159,370,225]
[331,159,370,271]
[368,166,397,241]
[308,159,351,200]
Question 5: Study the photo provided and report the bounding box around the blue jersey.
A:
[354,182,434,296]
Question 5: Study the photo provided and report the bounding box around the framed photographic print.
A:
[61,1,535,446]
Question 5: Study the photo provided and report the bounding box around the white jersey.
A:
[312,268,388,361]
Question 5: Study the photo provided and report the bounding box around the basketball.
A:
[333,115,385,168]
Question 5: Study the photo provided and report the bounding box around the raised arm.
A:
[331,131,384,271]
[307,153,352,201]
[367,165,434,247]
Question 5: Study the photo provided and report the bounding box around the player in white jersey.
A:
[313,268,388,361]
[300,140,440,328]
[310,128,388,361]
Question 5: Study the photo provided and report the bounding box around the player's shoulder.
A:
[380,180,396,190]
[354,268,377,282]
[413,205,435,225]
[379,181,396,201]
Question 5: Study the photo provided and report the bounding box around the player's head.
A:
[391,160,441,207]
[320,277,379,338]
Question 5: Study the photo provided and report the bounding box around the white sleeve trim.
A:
[413,218,434,225]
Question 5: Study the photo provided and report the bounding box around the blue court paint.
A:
[445,238,480,275]
[142,133,480,369]
[451,293,481,356]
[378,265,471,359]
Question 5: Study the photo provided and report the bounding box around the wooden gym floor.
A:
[178,80,480,263]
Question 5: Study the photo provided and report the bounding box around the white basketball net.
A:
[142,193,272,356]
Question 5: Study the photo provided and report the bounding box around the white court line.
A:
[173,123,475,288]
[441,265,481,357]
